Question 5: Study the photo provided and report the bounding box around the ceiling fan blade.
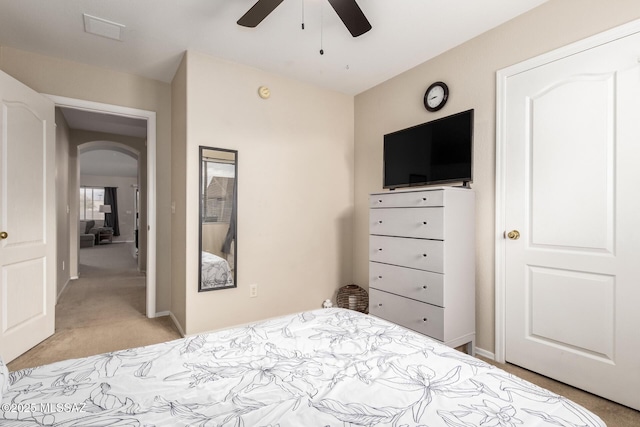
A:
[326,0,371,37]
[237,0,285,28]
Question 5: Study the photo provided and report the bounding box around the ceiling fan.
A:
[237,0,372,37]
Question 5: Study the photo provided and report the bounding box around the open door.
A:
[0,70,56,363]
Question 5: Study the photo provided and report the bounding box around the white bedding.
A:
[1,309,606,426]
[201,251,233,289]
[0,356,8,403]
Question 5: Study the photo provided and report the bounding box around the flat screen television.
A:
[383,109,473,189]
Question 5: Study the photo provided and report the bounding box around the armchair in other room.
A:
[79,220,97,248]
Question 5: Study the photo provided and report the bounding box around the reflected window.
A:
[202,160,235,224]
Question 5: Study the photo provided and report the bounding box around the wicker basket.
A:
[336,284,368,313]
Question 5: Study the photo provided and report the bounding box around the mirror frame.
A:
[198,146,237,292]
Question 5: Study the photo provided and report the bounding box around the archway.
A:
[78,141,142,258]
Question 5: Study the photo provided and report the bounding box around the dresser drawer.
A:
[369,289,444,341]
[370,190,444,209]
[369,262,444,307]
[369,235,443,273]
[370,207,444,239]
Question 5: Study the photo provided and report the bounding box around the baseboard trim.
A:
[167,312,186,337]
[56,278,71,303]
[474,347,495,361]
[150,310,185,337]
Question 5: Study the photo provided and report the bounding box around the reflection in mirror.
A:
[199,146,237,291]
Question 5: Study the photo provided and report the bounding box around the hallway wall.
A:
[55,108,71,297]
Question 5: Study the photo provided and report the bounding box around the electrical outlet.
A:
[249,284,258,298]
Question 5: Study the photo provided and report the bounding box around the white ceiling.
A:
[60,108,147,138]
[0,0,549,95]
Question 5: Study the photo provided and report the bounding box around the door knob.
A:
[507,230,520,240]
[0,231,7,239]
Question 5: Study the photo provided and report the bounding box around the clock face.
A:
[424,82,449,112]
[427,86,444,108]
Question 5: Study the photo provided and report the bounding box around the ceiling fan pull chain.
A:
[301,0,305,30]
[319,2,324,55]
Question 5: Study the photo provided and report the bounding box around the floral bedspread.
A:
[1,308,605,426]
[201,251,233,289]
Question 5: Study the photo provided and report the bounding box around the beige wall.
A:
[0,46,172,312]
[55,108,71,298]
[202,223,228,258]
[353,0,640,354]
[177,51,354,335]
[170,54,188,331]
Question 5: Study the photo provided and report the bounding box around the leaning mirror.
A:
[199,146,237,291]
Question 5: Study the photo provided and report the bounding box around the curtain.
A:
[222,177,236,254]
[104,187,120,236]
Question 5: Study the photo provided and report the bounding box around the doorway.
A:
[47,95,157,318]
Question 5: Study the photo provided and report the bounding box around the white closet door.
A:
[504,31,640,410]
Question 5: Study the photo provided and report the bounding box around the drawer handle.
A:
[378,275,383,279]
[378,199,383,203]
[378,248,383,252]
[378,220,383,224]
[422,285,428,290]
[423,318,428,322]
[422,253,427,257]
[378,303,383,307]
[422,197,427,201]
[422,221,428,225]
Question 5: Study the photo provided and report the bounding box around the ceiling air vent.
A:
[83,14,125,41]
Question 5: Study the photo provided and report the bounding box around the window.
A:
[80,187,105,221]
[202,160,235,223]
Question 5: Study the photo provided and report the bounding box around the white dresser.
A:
[368,187,475,354]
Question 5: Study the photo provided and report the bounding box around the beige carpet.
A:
[7,246,639,425]
[478,356,640,426]
[8,242,181,371]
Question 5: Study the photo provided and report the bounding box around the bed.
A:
[201,251,234,289]
[0,308,605,426]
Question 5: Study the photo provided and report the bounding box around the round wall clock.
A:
[424,81,449,112]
